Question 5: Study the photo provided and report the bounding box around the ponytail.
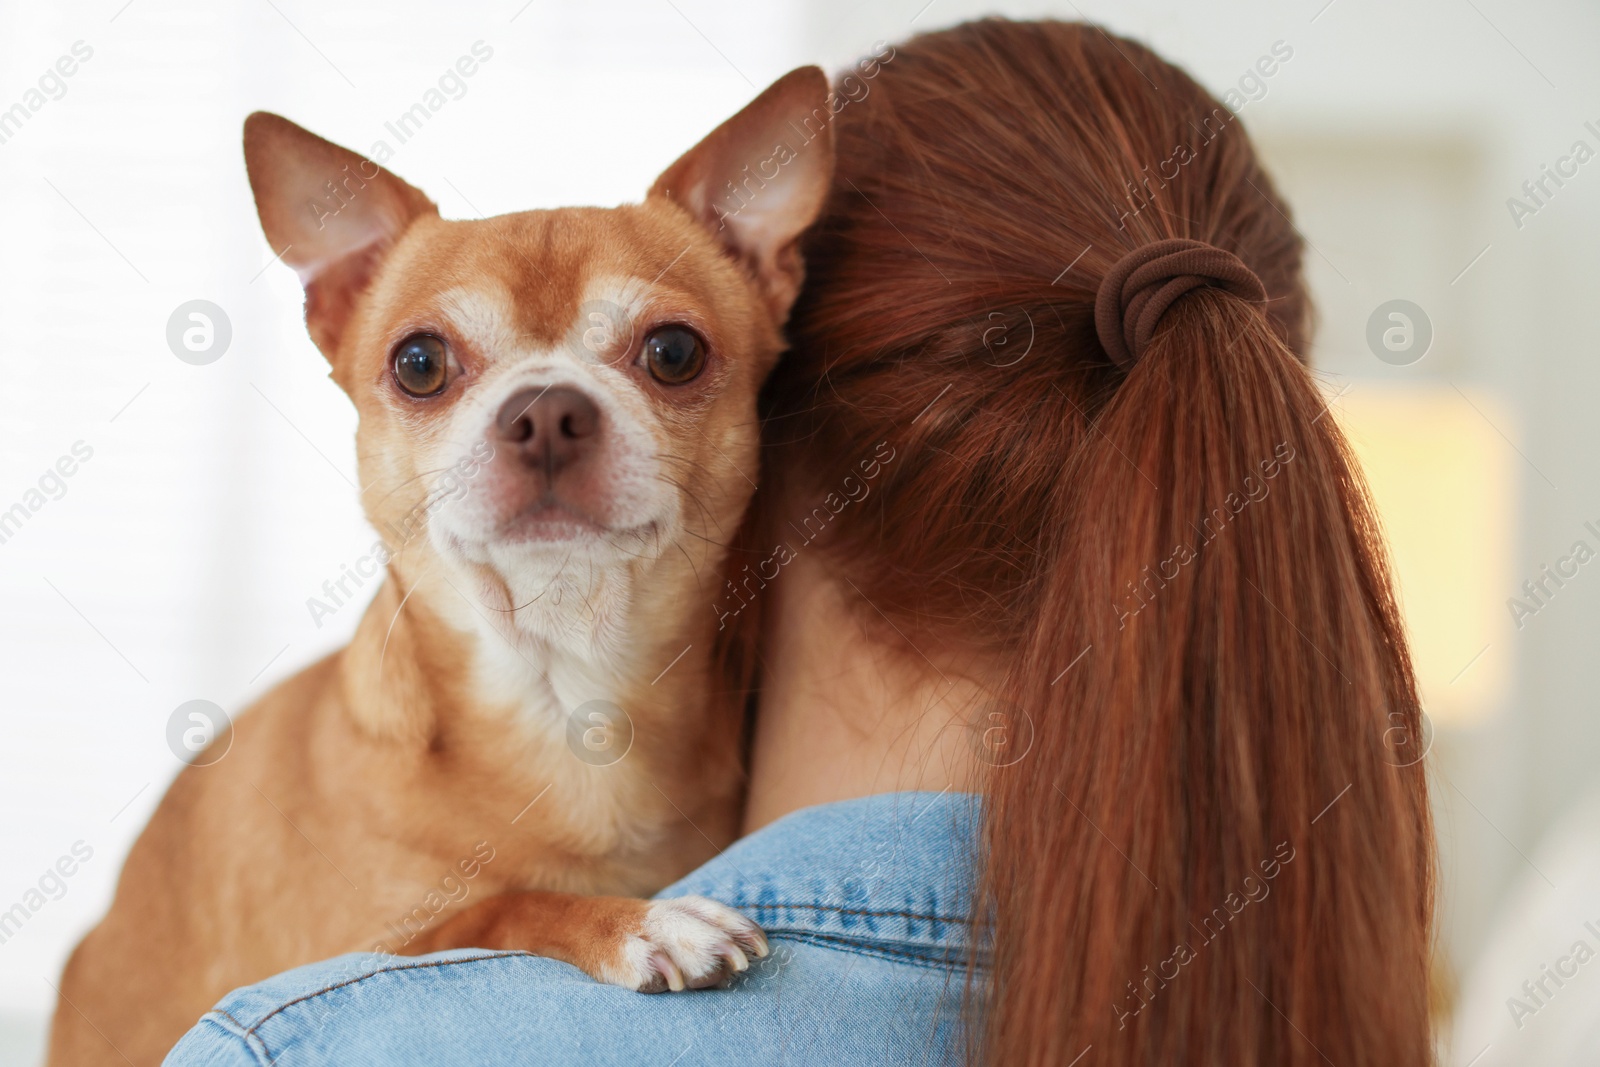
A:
[979,293,1433,1064]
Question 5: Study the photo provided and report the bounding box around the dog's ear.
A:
[649,66,835,322]
[244,112,437,359]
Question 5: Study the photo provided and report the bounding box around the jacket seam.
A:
[242,951,534,1039]
[773,931,977,971]
[213,1009,252,1032]
[195,1011,274,1066]
[208,936,984,1059]
[732,900,970,924]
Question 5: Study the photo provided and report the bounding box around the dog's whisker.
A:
[376,558,432,685]
[671,538,703,586]
[652,473,727,543]
[370,465,457,507]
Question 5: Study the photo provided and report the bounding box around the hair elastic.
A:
[1093,238,1267,370]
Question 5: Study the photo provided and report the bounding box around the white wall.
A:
[0,1,807,1059]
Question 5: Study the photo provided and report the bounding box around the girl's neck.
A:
[741,551,991,834]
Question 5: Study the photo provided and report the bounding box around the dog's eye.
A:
[391,334,450,397]
[642,326,706,385]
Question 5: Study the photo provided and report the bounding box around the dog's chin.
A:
[440,503,664,567]
[430,493,674,598]
[496,502,612,547]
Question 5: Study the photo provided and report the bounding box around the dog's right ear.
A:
[649,67,835,325]
[244,112,437,359]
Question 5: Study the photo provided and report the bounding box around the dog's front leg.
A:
[397,890,768,992]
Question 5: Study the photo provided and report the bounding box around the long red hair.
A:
[726,17,1435,1066]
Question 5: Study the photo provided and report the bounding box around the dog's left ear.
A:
[244,112,438,361]
[649,66,835,322]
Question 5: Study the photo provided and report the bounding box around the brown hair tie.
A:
[1093,238,1268,370]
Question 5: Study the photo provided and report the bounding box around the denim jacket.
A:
[164,791,983,1066]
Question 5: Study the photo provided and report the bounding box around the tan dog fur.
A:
[47,68,834,1066]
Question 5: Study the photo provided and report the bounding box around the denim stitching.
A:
[217,938,983,1061]
[196,1011,275,1066]
[213,1009,252,1032]
[242,951,535,1046]
[771,931,969,972]
[730,900,970,925]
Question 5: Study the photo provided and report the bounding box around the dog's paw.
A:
[598,896,769,993]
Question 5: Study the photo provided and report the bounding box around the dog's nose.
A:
[494,386,601,471]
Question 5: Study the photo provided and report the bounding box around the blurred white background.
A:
[1,0,1596,1063]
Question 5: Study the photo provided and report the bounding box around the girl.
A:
[166,19,1434,1066]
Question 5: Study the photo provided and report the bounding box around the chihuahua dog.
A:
[48,68,834,1066]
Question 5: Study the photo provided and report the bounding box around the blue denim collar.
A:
[660,791,984,967]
